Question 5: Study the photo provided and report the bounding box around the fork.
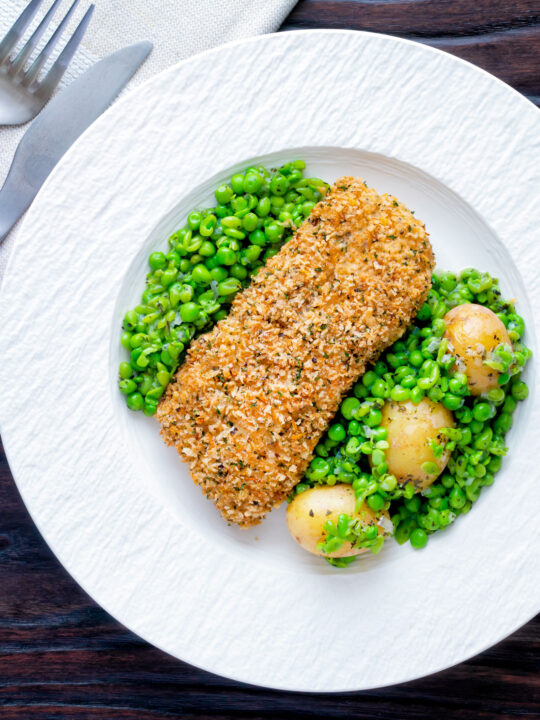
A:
[0,0,94,125]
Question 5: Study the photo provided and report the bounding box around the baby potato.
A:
[378,398,454,491]
[444,303,511,395]
[286,484,389,558]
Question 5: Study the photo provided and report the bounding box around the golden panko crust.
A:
[157,177,434,526]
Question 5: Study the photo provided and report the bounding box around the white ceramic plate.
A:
[1,30,539,692]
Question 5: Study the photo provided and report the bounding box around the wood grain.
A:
[1,1,539,717]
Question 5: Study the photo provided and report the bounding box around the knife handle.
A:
[0,177,33,245]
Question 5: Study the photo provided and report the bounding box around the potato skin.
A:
[444,303,511,396]
[379,398,454,491]
[286,484,389,557]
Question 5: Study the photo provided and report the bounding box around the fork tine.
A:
[34,3,93,97]
[0,0,46,65]
[10,0,65,77]
[23,0,85,88]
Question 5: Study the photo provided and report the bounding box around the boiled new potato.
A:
[444,303,511,395]
[378,398,454,491]
[286,484,390,558]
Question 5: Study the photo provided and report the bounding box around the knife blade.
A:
[0,41,152,243]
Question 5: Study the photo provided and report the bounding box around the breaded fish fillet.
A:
[157,177,434,526]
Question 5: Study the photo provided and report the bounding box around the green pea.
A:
[365,408,383,427]
[119,361,133,379]
[191,264,212,285]
[265,222,283,242]
[270,174,289,195]
[216,247,237,266]
[126,392,144,411]
[439,272,457,293]
[410,528,427,549]
[482,472,495,486]
[248,229,266,247]
[157,370,170,386]
[243,245,262,263]
[221,216,242,230]
[410,386,424,404]
[473,428,493,450]
[353,383,368,399]
[401,374,417,389]
[371,378,388,398]
[187,212,202,231]
[179,302,200,323]
[441,473,454,489]
[215,184,233,204]
[242,212,259,232]
[148,251,167,271]
[199,241,215,258]
[511,380,528,401]
[502,396,517,414]
[214,309,228,321]
[390,385,409,402]
[362,370,378,388]
[230,263,248,280]
[416,303,431,321]
[494,412,513,434]
[449,486,466,509]
[215,203,228,218]
[199,214,216,237]
[161,268,178,287]
[442,393,462,411]
[371,427,388,442]
[119,378,136,395]
[428,387,444,403]
[371,449,385,467]
[419,508,440,531]
[421,461,439,476]
[230,173,245,194]
[466,479,482,502]
[218,278,241,296]
[381,474,397,491]
[367,493,385,512]
[328,423,346,442]
[121,332,132,350]
[177,284,193,303]
[301,201,316,216]
[341,397,360,419]
[456,406,473,423]
[143,400,158,416]
[345,437,362,455]
[244,173,263,195]
[488,456,502,473]
[472,402,491,422]
[256,196,271,217]
[395,518,416,544]
[130,348,148,369]
[123,310,139,330]
[210,267,228,282]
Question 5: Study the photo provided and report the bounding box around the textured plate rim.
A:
[0,29,539,692]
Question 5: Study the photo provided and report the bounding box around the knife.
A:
[0,41,152,243]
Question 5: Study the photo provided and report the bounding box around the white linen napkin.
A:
[0,0,297,278]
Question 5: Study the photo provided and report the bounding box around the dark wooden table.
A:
[1,2,539,717]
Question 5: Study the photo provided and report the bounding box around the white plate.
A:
[1,30,539,692]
